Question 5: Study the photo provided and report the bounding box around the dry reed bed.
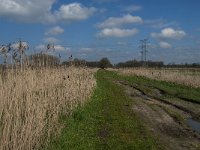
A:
[118,68,200,88]
[0,67,96,150]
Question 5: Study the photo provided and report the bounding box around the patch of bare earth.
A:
[116,81,200,150]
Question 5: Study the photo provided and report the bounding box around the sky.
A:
[0,0,200,64]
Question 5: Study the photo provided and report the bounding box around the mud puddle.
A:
[187,118,200,133]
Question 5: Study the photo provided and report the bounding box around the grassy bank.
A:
[48,69,159,149]
[119,74,200,104]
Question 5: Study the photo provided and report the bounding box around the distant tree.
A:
[99,57,112,69]
[85,61,99,68]
[73,58,86,67]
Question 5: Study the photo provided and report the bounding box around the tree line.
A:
[62,57,113,69]
[29,55,200,69]
[1,49,200,69]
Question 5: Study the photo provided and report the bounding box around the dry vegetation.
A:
[118,68,200,88]
[0,67,96,150]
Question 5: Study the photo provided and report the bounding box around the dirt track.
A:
[117,80,200,150]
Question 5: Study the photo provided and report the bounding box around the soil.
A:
[116,80,200,150]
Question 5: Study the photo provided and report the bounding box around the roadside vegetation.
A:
[0,67,96,150]
[1,66,200,149]
[118,72,200,104]
[118,68,200,88]
[48,69,200,149]
[48,69,160,150]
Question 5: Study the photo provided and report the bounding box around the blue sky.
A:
[0,0,200,64]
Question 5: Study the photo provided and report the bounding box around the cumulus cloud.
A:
[36,44,65,51]
[151,28,186,40]
[0,0,54,23]
[117,41,127,46]
[97,28,139,38]
[125,5,142,12]
[45,26,64,35]
[43,37,59,43]
[0,1,96,23]
[159,41,172,49]
[80,48,94,53]
[92,0,119,4]
[54,3,96,23]
[97,14,143,28]
[35,44,46,51]
[145,19,179,29]
[54,45,65,51]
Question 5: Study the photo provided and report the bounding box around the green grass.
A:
[47,69,160,150]
[117,74,200,104]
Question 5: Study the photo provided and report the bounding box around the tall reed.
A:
[0,67,96,149]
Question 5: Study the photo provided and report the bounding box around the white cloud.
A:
[99,8,107,13]
[45,26,64,35]
[145,19,179,29]
[97,28,139,38]
[44,37,59,43]
[151,28,186,40]
[117,41,127,45]
[36,44,65,52]
[54,3,96,23]
[35,44,46,51]
[80,48,93,53]
[159,41,172,49]
[0,1,96,24]
[92,0,119,4]
[0,0,55,22]
[65,47,71,52]
[54,45,65,51]
[97,14,143,28]
[125,5,142,12]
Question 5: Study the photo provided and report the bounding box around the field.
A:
[117,68,200,88]
[48,68,200,150]
[0,67,200,149]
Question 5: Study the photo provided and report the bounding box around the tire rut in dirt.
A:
[116,80,200,150]
[117,80,198,119]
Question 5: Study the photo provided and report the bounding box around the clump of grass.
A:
[0,67,96,149]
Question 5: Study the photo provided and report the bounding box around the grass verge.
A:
[117,73,200,104]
